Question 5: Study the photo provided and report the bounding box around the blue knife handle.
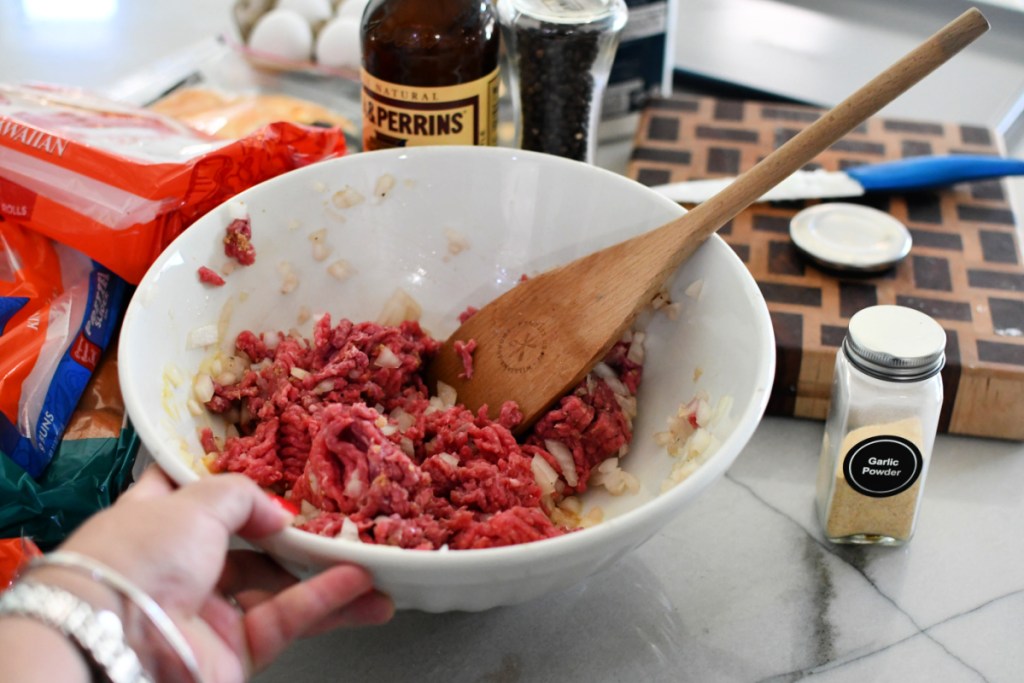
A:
[845,155,1024,191]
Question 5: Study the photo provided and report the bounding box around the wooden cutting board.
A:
[627,94,1024,440]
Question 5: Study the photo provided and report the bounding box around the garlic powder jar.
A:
[815,305,946,545]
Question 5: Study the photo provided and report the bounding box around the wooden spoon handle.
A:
[649,7,990,270]
[428,8,989,430]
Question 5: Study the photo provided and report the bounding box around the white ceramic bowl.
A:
[119,147,774,612]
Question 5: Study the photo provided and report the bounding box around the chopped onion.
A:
[313,380,335,394]
[187,324,219,349]
[338,517,361,542]
[312,243,331,262]
[227,201,247,220]
[344,475,363,497]
[626,332,645,364]
[580,506,604,528]
[374,345,401,369]
[290,367,310,380]
[332,186,364,209]
[164,365,184,387]
[437,452,459,467]
[444,227,470,256]
[544,439,578,487]
[193,374,214,403]
[436,381,457,408]
[278,262,299,294]
[377,288,422,326]
[391,407,415,431]
[328,259,355,281]
[375,173,396,199]
[695,398,712,428]
[592,362,616,381]
[215,372,237,387]
[559,496,582,515]
[531,454,559,495]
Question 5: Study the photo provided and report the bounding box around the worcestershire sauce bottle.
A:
[361,0,500,150]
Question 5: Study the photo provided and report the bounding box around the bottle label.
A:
[361,68,499,150]
[842,435,923,498]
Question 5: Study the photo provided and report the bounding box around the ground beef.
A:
[224,217,255,266]
[202,314,640,550]
[197,266,226,286]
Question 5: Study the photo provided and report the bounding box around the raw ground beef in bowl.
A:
[119,146,774,611]
[198,313,644,550]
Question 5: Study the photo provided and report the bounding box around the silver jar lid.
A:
[843,305,946,381]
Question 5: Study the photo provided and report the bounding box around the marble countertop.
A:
[263,417,1024,682]
[2,1,1022,680]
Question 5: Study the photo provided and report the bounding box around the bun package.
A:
[0,223,127,478]
[0,83,346,283]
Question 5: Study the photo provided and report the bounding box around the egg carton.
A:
[234,0,367,76]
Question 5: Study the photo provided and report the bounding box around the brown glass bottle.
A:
[360,0,500,150]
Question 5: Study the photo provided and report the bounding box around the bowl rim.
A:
[119,146,776,567]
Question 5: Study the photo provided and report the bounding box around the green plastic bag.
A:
[0,346,139,550]
[0,423,138,550]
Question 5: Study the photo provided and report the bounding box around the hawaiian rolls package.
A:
[0,223,127,478]
[0,83,346,283]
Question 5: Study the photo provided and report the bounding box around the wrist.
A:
[0,614,92,683]
[21,565,162,676]
[0,579,152,682]
[26,551,204,683]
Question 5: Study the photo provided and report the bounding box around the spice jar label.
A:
[361,69,500,149]
[842,435,923,498]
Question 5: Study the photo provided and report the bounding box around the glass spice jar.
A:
[815,305,946,546]
[497,0,627,163]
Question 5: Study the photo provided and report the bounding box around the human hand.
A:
[44,466,394,681]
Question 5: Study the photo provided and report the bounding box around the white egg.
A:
[276,0,333,25]
[248,8,314,61]
[335,0,370,21]
[315,16,362,68]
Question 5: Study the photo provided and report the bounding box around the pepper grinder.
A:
[497,0,628,163]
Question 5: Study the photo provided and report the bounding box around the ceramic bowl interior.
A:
[119,147,775,612]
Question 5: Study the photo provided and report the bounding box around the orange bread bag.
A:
[0,84,345,283]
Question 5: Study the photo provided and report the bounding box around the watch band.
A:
[0,580,154,683]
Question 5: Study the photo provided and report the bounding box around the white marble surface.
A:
[256,417,1024,683]
[2,2,1023,681]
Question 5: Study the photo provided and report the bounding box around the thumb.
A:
[177,473,293,539]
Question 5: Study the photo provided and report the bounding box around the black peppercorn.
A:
[498,0,627,163]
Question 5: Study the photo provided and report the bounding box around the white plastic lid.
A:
[789,203,912,272]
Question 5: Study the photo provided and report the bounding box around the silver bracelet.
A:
[0,579,154,683]
[31,551,205,683]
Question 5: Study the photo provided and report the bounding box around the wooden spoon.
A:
[427,8,989,431]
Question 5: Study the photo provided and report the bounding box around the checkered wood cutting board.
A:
[627,94,1024,440]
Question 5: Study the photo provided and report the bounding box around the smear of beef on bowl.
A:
[118,146,775,612]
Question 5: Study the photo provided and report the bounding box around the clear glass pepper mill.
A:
[497,0,628,163]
